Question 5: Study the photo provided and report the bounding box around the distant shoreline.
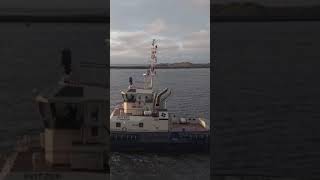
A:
[79,62,210,69]
[111,62,210,69]
[110,66,209,69]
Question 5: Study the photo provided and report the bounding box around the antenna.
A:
[150,39,158,76]
[144,39,158,89]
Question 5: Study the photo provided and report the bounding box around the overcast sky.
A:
[110,0,210,65]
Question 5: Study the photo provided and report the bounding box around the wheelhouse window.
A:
[50,103,83,129]
[139,123,143,128]
[116,122,121,127]
[39,102,50,128]
[91,108,99,122]
[91,127,98,137]
[38,102,47,118]
[126,94,136,102]
[145,95,153,103]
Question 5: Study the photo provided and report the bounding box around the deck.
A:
[0,134,110,180]
[170,123,209,132]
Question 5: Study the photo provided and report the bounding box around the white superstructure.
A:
[110,39,208,134]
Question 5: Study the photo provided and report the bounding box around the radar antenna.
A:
[144,39,158,89]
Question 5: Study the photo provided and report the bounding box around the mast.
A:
[144,39,158,89]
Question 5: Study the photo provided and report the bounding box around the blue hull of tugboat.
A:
[110,132,210,152]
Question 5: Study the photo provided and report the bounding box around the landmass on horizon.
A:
[111,62,210,69]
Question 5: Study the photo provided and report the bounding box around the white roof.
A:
[136,88,153,94]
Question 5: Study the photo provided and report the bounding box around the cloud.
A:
[113,31,147,46]
[182,30,210,51]
[189,0,210,7]
[110,30,180,63]
[111,28,209,64]
[110,0,210,64]
[112,0,144,7]
[145,18,168,34]
[110,30,148,58]
[111,18,178,64]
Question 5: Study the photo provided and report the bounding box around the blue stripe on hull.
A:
[110,131,210,153]
[111,143,209,153]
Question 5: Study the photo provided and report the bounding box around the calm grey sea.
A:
[0,23,107,151]
[213,21,320,177]
[110,68,210,119]
[4,20,320,178]
[110,68,210,179]
[0,23,209,179]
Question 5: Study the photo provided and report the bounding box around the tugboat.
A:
[110,39,209,152]
[0,49,110,180]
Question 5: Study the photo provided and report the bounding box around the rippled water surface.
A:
[0,23,107,151]
[110,68,210,179]
[0,23,210,179]
[213,21,320,177]
[110,68,210,120]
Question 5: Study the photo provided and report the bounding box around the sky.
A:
[110,0,210,65]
